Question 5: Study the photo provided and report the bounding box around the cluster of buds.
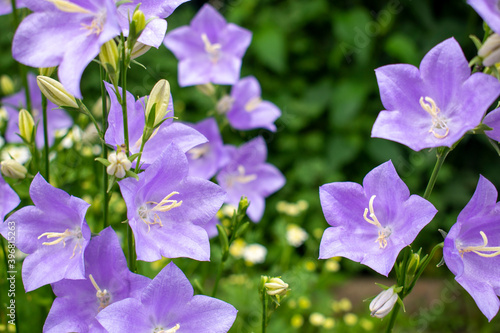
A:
[260,275,289,306]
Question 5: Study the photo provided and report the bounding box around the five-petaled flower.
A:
[96,262,237,333]
[163,3,252,87]
[119,143,226,261]
[443,175,500,321]
[0,174,91,291]
[372,37,500,151]
[319,160,437,276]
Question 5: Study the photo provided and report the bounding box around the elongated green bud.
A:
[132,10,146,33]
[37,76,78,108]
[18,109,35,144]
[131,42,151,59]
[39,67,56,77]
[0,75,15,95]
[99,40,119,74]
[145,79,171,128]
[264,277,289,296]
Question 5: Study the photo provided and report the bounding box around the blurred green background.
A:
[1,0,500,332]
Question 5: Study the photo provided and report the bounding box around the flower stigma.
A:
[154,324,180,333]
[138,192,183,232]
[88,274,111,311]
[419,96,449,139]
[245,96,262,112]
[201,33,221,63]
[188,143,210,160]
[458,231,500,258]
[226,165,257,188]
[46,0,91,14]
[37,228,83,259]
[363,195,392,249]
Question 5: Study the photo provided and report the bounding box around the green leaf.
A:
[125,170,139,180]
[216,224,229,262]
[95,157,111,167]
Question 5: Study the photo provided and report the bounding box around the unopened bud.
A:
[131,42,151,59]
[216,95,235,114]
[18,109,35,144]
[407,253,420,275]
[37,76,78,108]
[39,67,56,77]
[196,83,216,97]
[369,286,398,318]
[99,40,119,75]
[1,160,27,179]
[132,10,146,33]
[1,75,15,96]
[107,151,131,178]
[479,33,500,67]
[264,277,289,296]
[145,79,171,128]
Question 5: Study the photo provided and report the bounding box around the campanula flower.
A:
[119,143,225,261]
[319,160,437,276]
[216,137,285,222]
[468,0,500,34]
[0,174,20,222]
[163,3,252,87]
[12,0,120,98]
[443,175,500,321]
[185,117,229,179]
[0,174,91,291]
[96,262,237,332]
[3,74,73,149]
[373,38,500,151]
[104,82,206,169]
[483,108,500,141]
[43,227,150,333]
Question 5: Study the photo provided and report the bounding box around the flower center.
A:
[201,33,221,63]
[216,95,235,114]
[188,143,210,160]
[89,274,111,311]
[138,191,182,232]
[419,96,449,139]
[154,324,180,333]
[457,231,500,258]
[363,195,392,249]
[226,165,257,188]
[81,10,107,36]
[37,227,83,259]
[245,96,262,112]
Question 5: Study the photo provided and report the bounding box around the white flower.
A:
[107,151,131,178]
[286,224,308,247]
[243,243,267,264]
[1,145,30,164]
[369,286,398,318]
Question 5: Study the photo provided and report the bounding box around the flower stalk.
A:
[41,95,50,181]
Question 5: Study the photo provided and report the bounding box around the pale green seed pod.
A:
[37,75,78,109]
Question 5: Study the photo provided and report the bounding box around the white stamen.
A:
[89,274,111,311]
[138,192,182,232]
[458,231,500,258]
[188,144,210,160]
[244,96,262,112]
[419,96,449,139]
[363,195,391,249]
[201,33,222,63]
[46,0,91,14]
[37,228,83,258]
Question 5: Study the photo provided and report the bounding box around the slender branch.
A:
[127,223,136,272]
[262,289,268,333]
[41,95,50,181]
[385,302,401,333]
[211,260,224,297]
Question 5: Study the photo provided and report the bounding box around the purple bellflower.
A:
[104,82,206,169]
[44,227,150,333]
[468,0,500,34]
[118,143,226,262]
[220,76,281,132]
[0,174,91,291]
[216,137,285,223]
[373,37,500,151]
[0,0,25,15]
[443,175,500,321]
[319,160,437,276]
[0,174,20,222]
[163,3,252,87]
[185,117,229,179]
[3,73,73,149]
[117,0,189,48]
[97,262,237,333]
[12,0,120,98]
[483,108,500,141]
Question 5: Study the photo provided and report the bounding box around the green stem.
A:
[211,260,224,297]
[385,302,401,333]
[120,34,130,154]
[41,95,49,181]
[127,223,136,272]
[262,290,268,333]
[407,243,444,295]
[76,100,104,140]
[100,67,109,229]
[423,147,450,200]
[9,0,19,27]
[134,133,146,173]
[1,238,19,333]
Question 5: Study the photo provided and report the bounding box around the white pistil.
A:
[37,228,83,258]
[89,274,111,311]
[419,96,449,139]
[138,192,182,232]
[188,144,210,160]
[46,0,91,14]
[363,195,391,249]
[226,165,257,188]
[458,231,500,258]
[155,324,180,333]
[201,33,222,63]
[244,96,262,112]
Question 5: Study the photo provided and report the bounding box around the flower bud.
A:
[1,160,27,180]
[37,76,78,108]
[216,95,235,114]
[0,75,15,96]
[39,67,56,77]
[369,286,398,318]
[18,109,35,144]
[99,40,119,75]
[196,83,216,97]
[131,42,151,60]
[132,10,146,33]
[106,151,132,179]
[479,33,500,67]
[145,79,171,128]
[264,277,289,296]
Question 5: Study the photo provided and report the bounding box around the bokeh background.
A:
[1,0,500,332]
